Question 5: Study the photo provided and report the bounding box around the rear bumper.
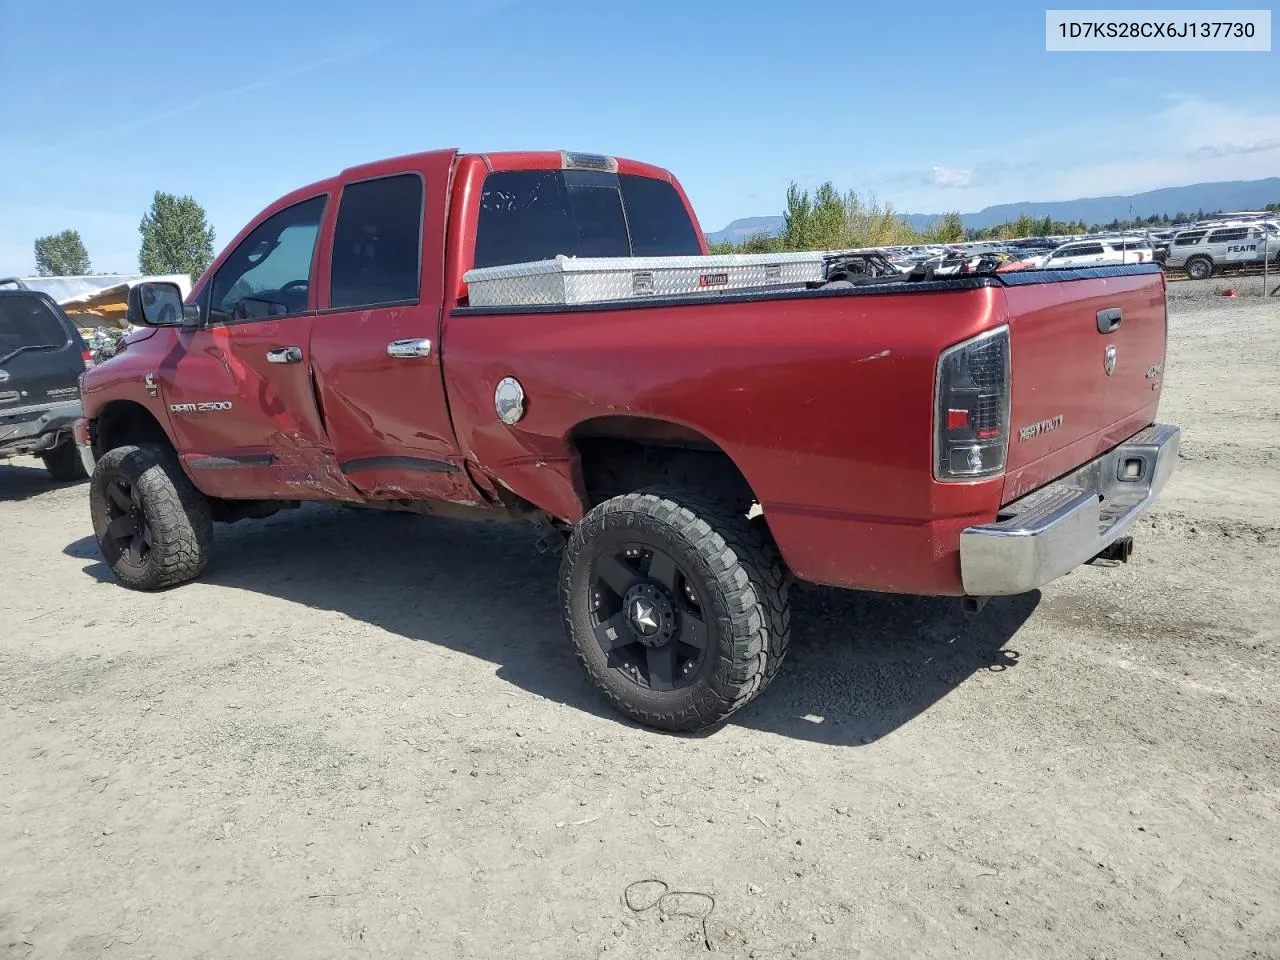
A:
[959,423,1180,596]
[0,400,83,458]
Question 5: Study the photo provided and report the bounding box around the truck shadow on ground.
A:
[64,504,1037,747]
[1,461,86,502]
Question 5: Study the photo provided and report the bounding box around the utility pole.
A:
[1264,230,1271,297]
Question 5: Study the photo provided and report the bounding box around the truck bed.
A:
[448,263,1168,596]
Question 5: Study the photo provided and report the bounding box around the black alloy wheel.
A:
[590,542,709,692]
[101,473,153,569]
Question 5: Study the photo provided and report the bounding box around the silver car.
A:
[1165,222,1279,280]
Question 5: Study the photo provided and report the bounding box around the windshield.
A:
[0,296,67,356]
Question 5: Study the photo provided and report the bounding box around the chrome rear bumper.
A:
[959,424,1180,596]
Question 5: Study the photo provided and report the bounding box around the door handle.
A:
[387,338,432,358]
[1097,308,1122,334]
[266,346,303,364]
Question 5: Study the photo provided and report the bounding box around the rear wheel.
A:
[559,488,790,732]
[1185,256,1213,281]
[89,443,213,590]
[40,441,87,482]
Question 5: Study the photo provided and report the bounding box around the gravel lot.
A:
[3,287,1278,960]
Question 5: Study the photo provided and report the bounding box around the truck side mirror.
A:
[127,282,189,327]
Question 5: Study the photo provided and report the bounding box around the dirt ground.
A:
[2,286,1278,960]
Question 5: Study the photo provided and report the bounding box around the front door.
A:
[308,160,480,503]
[160,194,352,501]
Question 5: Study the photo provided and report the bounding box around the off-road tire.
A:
[41,441,87,482]
[90,443,214,590]
[1185,256,1213,281]
[559,488,791,732]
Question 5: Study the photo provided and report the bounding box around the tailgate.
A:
[1000,268,1167,503]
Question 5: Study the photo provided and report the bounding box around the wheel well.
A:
[94,401,173,457]
[571,420,755,513]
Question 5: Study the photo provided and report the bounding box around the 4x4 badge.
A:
[144,372,158,397]
[1104,345,1117,376]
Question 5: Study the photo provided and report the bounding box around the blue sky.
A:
[1,0,1276,274]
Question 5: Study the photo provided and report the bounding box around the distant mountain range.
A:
[704,177,1280,243]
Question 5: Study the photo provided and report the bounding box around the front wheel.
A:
[89,443,214,590]
[559,489,791,732]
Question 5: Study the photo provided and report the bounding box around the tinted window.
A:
[1207,228,1248,243]
[474,170,700,269]
[209,196,326,323]
[1173,232,1205,246]
[330,174,423,309]
[566,177,632,259]
[0,296,67,353]
[1051,244,1103,258]
[619,175,701,256]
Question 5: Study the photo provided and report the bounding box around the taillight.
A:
[933,325,1011,482]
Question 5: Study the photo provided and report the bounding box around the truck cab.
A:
[81,150,704,507]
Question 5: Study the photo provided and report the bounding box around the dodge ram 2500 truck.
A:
[74,148,1180,732]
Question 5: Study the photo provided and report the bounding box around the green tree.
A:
[738,233,781,253]
[138,191,215,276]
[781,182,815,252]
[33,229,91,276]
[809,182,847,249]
[932,211,966,243]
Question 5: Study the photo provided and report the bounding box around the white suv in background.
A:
[1039,237,1155,269]
[1165,222,1279,279]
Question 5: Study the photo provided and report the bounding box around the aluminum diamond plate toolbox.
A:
[463,253,827,307]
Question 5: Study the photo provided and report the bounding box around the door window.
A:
[330,174,424,309]
[208,195,326,324]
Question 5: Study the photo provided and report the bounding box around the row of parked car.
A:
[876,215,1279,280]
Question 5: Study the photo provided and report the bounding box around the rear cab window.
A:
[473,170,701,269]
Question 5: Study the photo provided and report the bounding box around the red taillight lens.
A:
[933,326,1011,482]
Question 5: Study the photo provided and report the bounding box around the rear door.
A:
[1213,226,1262,264]
[308,156,479,502]
[0,292,84,412]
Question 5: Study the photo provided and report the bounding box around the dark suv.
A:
[0,289,89,480]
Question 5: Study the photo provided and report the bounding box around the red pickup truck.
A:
[74,148,1179,731]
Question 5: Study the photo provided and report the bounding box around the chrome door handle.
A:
[266,346,303,364]
[387,338,432,358]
